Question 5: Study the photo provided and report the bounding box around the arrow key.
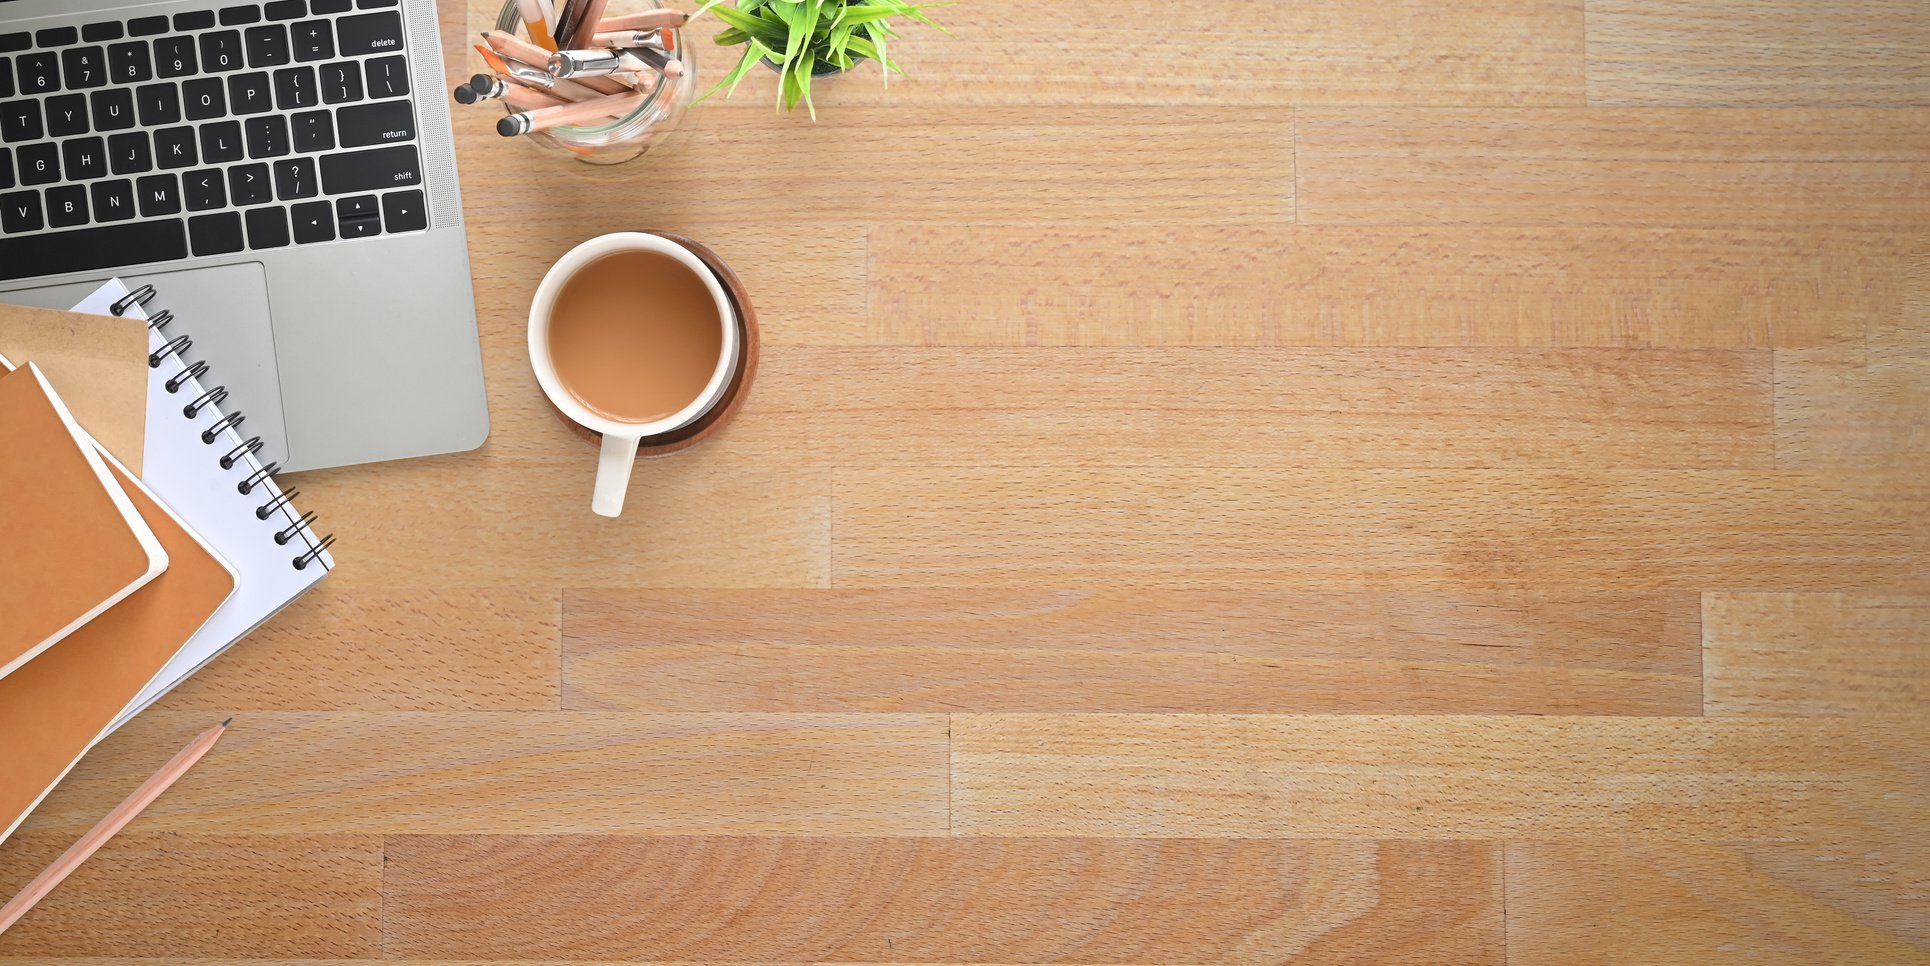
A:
[292,199,333,243]
[381,187,423,233]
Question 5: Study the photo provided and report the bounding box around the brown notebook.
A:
[0,364,168,681]
[0,303,148,474]
[0,447,236,844]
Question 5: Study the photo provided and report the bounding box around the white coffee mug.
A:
[528,233,740,517]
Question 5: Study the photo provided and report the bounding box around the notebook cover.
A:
[0,364,168,681]
[0,449,237,845]
[0,303,147,473]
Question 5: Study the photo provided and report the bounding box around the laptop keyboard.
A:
[0,0,429,281]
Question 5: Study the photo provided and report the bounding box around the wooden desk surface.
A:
[3,0,1927,962]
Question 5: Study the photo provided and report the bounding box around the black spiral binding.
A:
[111,283,335,572]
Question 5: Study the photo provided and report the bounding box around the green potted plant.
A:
[693,0,947,118]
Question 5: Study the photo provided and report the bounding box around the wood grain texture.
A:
[1704,593,1930,716]
[866,226,1907,348]
[832,467,1929,589]
[0,834,379,959]
[1297,109,1930,229]
[18,713,946,836]
[562,588,1700,714]
[721,347,1773,469]
[1507,841,1930,963]
[950,714,1928,838]
[1586,0,1930,106]
[149,586,559,711]
[382,836,1502,963]
[710,0,1584,108]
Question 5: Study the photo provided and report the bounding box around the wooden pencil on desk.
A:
[0,719,231,936]
[596,9,687,31]
[497,91,643,136]
[481,30,630,95]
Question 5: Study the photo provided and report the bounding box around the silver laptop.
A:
[0,0,487,472]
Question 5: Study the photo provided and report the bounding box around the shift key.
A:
[320,143,420,193]
[337,100,414,148]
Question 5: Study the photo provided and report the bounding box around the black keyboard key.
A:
[83,22,125,43]
[381,187,424,232]
[0,58,11,98]
[229,161,271,204]
[61,46,106,89]
[268,0,308,20]
[45,94,89,136]
[273,156,316,198]
[274,65,316,109]
[17,143,58,185]
[154,36,197,77]
[129,17,170,38]
[0,34,28,55]
[62,137,107,180]
[200,30,244,72]
[46,185,88,227]
[174,11,218,31]
[109,131,152,174]
[0,190,41,232]
[185,168,226,210]
[246,204,288,248]
[339,210,379,237]
[155,125,198,168]
[0,148,10,190]
[18,52,60,94]
[136,82,181,124]
[35,27,79,49]
[245,114,290,157]
[185,77,226,119]
[200,120,245,162]
[246,24,290,68]
[291,108,333,151]
[0,218,189,279]
[91,178,136,221]
[291,19,334,61]
[109,41,152,83]
[291,199,332,242]
[137,173,180,215]
[312,0,353,13]
[320,144,417,194]
[92,88,136,130]
[336,193,375,218]
[319,60,360,103]
[0,101,42,142]
[363,54,408,98]
[228,70,272,113]
[359,0,399,8]
[336,12,403,57]
[188,211,244,255]
[221,6,263,26]
[336,99,413,148]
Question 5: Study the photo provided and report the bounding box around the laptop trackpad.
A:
[121,262,290,470]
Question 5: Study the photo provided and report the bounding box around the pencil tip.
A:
[220,717,233,728]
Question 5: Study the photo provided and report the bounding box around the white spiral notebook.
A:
[67,280,335,732]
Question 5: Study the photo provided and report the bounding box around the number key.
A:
[200,30,243,72]
[319,60,361,103]
[61,46,106,89]
[154,36,197,77]
[108,41,152,83]
[18,52,59,94]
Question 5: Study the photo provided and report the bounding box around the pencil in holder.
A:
[489,0,696,165]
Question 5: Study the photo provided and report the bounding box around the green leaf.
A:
[713,26,749,44]
[694,40,771,104]
[709,3,789,46]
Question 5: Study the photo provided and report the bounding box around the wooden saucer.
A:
[546,230,759,457]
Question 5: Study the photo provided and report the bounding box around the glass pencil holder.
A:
[491,0,697,165]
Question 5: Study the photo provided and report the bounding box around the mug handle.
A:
[592,433,641,517]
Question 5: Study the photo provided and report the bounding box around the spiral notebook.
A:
[64,280,335,731]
